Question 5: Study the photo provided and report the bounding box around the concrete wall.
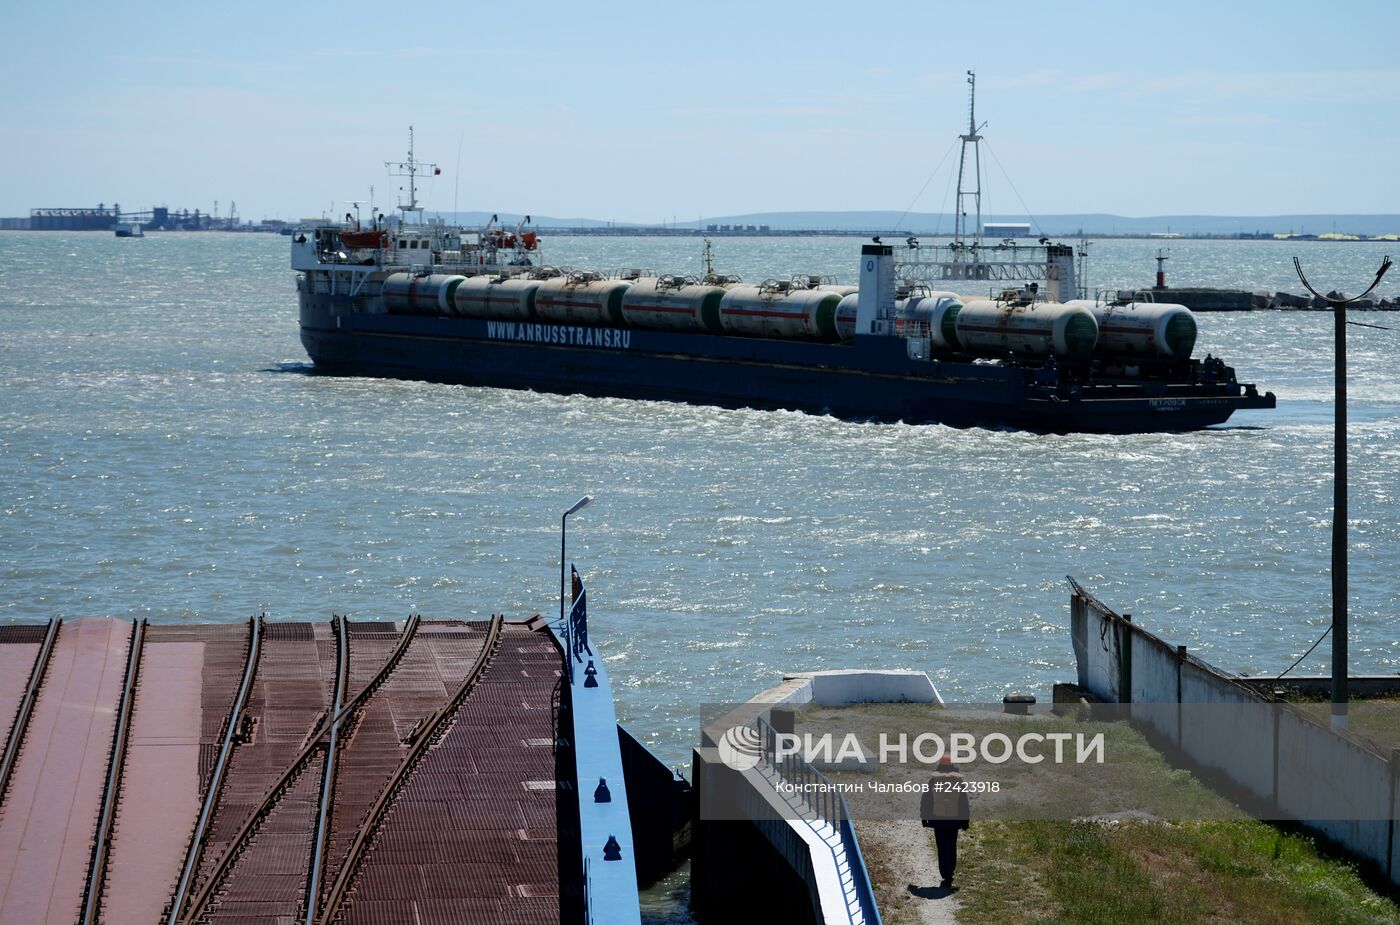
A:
[1275,709,1392,870]
[1069,582,1400,884]
[1178,662,1275,803]
[1393,774,1400,886]
[787,669,942,706]
[694,669,929,923]
[1072,592,1123,701]
[692,747,835,924]
[701,670,942,750]
[1129,630,1181,746]
[692,748,821,925]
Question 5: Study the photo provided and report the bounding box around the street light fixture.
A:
[561,495,593,661]
[1293,255,1391,732]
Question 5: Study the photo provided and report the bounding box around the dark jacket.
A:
[920,770,970,831]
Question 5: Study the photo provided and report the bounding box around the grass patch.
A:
[806,703,1244,822]
[815,704,1400,924]
[957,818,1400,925]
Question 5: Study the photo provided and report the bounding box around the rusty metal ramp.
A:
[0,615,572,925]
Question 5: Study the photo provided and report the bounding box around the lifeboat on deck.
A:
[339,230,387,249]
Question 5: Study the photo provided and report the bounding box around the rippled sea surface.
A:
[3,231,1398,779]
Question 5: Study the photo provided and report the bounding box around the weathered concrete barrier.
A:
[1068,577,1400,885]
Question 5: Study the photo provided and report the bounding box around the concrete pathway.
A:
[862,820,961,925]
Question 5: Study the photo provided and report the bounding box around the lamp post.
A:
[561,496,593,658]
[1293,256,1391,733]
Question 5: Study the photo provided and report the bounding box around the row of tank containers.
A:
[380,270,1199,361]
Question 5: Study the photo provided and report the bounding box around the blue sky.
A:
[2,1,1396,222]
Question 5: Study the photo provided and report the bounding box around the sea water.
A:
[2,230,1398,765]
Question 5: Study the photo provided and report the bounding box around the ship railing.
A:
[1094,287,1159,305]
[753,715,883,925]
[895,242,1058,287]
[895,240,1056,265]
[893,319,932,339]
[657,273,702,290]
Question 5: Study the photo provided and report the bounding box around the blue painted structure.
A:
[297,301,1274,435]
[556,572,641,925]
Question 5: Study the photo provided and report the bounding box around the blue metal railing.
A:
[754,716,883,925]
[583,855,594,925]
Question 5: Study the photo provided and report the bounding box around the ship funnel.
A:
[856,243,895,336]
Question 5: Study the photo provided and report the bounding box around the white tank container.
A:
[954,300,1099,359]
[1064,300,1197,359]
[816,284,859,296]
[534,277,632,326]
[835,293,859,339]
[900,292,964,350]
[717,287,844,339]
[452,276,542,320]
[382,273,468,315]
[620,278,726,333]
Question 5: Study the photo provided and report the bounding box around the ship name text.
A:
[484,320,633,350]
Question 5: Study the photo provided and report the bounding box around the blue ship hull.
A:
[299,294,1274,433]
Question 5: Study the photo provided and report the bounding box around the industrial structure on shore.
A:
[0,203,288,233]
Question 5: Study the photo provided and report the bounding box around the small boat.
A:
[114,222,145,238]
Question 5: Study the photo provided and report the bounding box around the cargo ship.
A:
[295,126,1274,433]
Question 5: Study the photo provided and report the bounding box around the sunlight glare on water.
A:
[1,231,1398,773]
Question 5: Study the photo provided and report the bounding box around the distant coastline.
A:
[3,207,1397,240]
[1,225,1395,244]
[433,209,1400,240]
[449,226,1399,243]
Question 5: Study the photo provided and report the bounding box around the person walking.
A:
[920,755,971,888]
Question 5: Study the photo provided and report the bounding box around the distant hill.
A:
[432,211,617,229]
[429,210,1400,237]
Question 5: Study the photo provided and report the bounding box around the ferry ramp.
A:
[0,614,574,924]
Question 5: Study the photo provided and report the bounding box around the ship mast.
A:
[894,72,1077,300]
[385,126,439,224]
[953,70,986,254]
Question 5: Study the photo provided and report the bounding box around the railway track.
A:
[0,619,141,923]
[1,613,536,924]
[167,615,264,925]
[0,617,61,808]
[79,618,146,925]
[305,615,350,925]
[320,614,504,923]
[182,613,428,923]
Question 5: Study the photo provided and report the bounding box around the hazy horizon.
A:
[3,1,1397,223]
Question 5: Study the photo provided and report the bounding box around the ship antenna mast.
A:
[385,125,439,224]
[954,69,987,255]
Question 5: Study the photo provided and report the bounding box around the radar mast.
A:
[385,126,439,224]
[954,69,986,251]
